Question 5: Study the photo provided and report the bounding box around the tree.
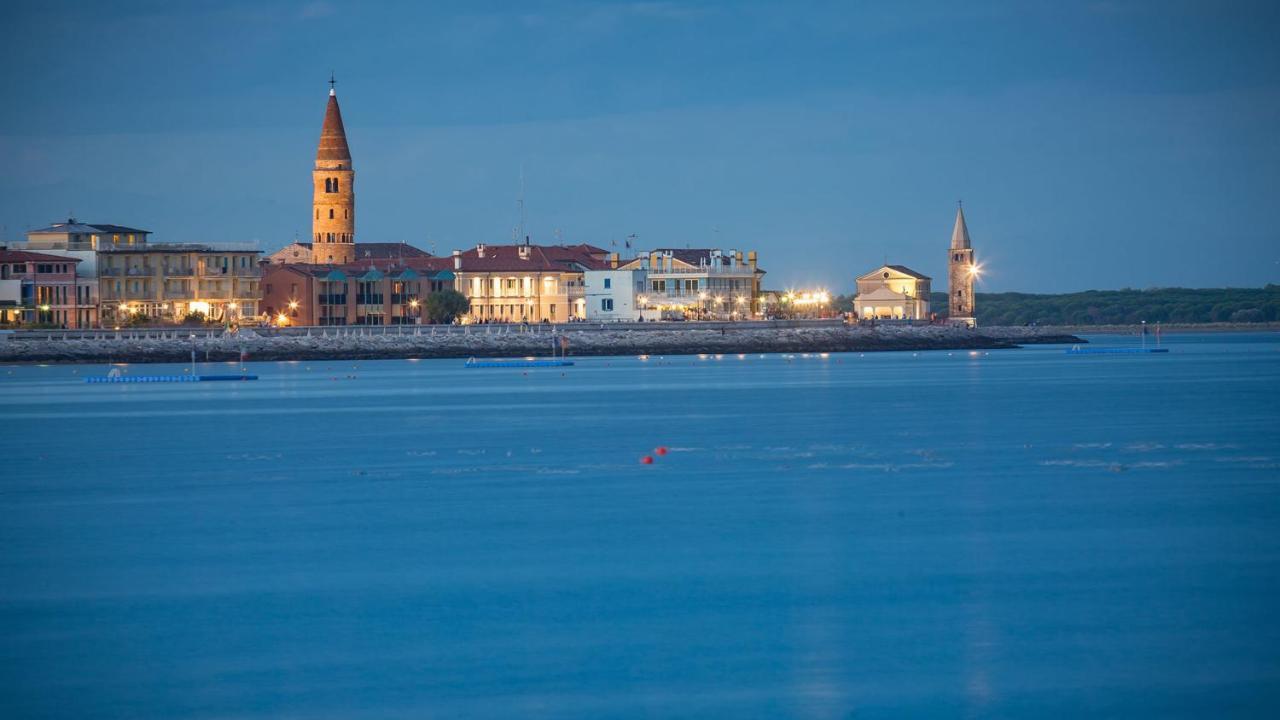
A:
[423,290,469,324]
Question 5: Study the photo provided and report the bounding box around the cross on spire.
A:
[328,71,336,96]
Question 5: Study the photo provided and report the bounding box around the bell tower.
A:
[947,202,977,326]
[312,75,355,265]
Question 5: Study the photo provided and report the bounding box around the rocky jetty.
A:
[0,324,1083,365]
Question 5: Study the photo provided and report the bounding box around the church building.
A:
[853,265,931,320]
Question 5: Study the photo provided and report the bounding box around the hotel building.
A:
[0,250,95,328]
[260,259,454,326]
[451,243,609,323]
[612,248,764,320]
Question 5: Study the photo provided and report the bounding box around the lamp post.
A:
[637,295,648,322]
[409,298,420,324]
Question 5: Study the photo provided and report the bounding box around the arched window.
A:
[332,178,339,193]
[344,209,348,219]
[315,209,319,219]
[324,178,332,193]
[329,209,334,219]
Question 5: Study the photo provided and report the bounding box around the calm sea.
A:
[2,333,1279,718]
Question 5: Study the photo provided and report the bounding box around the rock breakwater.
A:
[0,324,1083,365]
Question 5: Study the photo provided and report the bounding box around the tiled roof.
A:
[0,249,83,263]
[27,220,150,235]
[885,265,931,280]
[292,242,432,259]
[316,93,352,165]
[451,243,610,272]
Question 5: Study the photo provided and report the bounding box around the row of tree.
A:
[832,286,1280,325]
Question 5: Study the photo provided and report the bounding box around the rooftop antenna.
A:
[517,163,526,245]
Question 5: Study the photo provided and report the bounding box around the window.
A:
[329,209,334,219]
[601,298,614,311]
[333,178,339,192]
[603,278,612,289]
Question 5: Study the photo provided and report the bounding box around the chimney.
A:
[476,243,485,258]
[748,250,757,271]
[452,249,462,270]
[735,250,744,267]
[519,244,531,259]
[649,251,658,271]
[610,252,618,269]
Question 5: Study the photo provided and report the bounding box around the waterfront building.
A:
[853,265,932,321]
[450,242,609,323]
[947,204,978,326]
[0,250,95,327]
[311,79,356,265]
[267,241,430,265]
[584,260,646,321]
[260,258,454,326]
[617,249,763,320]
[97,244,262,324]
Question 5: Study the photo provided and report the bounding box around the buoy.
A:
[655,446,669,456]
[640,455,654,465]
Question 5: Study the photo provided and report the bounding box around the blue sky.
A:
[2,0,1278,292]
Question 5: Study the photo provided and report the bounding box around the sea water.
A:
[2,333,1278,718]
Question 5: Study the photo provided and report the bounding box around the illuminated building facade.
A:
[853,265,932,320]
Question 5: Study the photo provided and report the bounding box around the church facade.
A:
[853,265,931,320]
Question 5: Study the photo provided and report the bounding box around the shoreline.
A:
[0,325,1084,365]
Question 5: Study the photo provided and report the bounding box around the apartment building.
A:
[450,243,609,323]
[97,245,262,324]
[0,250,96,328]
[260,259,455,326]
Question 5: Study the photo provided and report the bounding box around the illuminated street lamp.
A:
[637,294,649,322]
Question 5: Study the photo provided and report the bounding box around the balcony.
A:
[319,294,348,305]
[356,294,384,306]
[163,266,195,277]
[124,288,154,300]
[234,267,261,277]
[164,289,195,299]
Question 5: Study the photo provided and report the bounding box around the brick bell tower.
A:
[947,202,977,327]
[312,75,355,265]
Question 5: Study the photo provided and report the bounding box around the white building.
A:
[584,267,646,321]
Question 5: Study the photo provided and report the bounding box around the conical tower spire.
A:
[950,202,971,250]
[316,81,351,167]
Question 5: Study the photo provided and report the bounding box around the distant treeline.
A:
[834,286,1280,325]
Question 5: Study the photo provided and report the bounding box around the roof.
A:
[263,258,455,279]
[27,219,150,235]
[0,249,83,264]
[617,248,765,274]
[951,206,971,250]
[857,264,931,281]
[100,243,260,254]
[316,92,352,165]
[452,243,610,272]
[289,242,432,259]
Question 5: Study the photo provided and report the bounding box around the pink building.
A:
[0,249,96,328]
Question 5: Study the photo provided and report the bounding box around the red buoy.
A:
[655,446,669,456]
[640,455,654,465]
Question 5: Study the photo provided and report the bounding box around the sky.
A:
[1,0,1278,293]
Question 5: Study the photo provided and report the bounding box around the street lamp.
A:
[637,294,649,322]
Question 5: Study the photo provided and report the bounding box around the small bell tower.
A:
[947,202,977,327]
